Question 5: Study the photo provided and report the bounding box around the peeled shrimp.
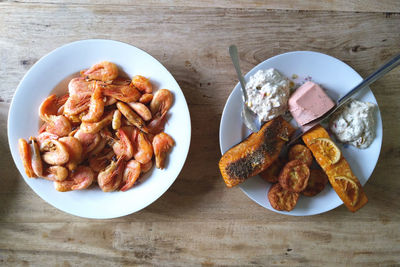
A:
[139,93,153,104]
[120,159,141,191]
[113,128,134,160]
[112,109,122,130]
[18,138,36,177]
[74,129,101,155]
[81,61,118,82]
[116,102,149,133]
[54,166,94,192]
[134,131,153,164]
[150,89,173,117]
[80,111,113,134]
[98,156,126,192]
[101,83,141,103]
[43,166,68,181]
[41,139,69,166]
[128,102,152,121]
[131,75,153,93]
[59,136,83,171]
[29,137,43,177]
[82,82,104,123]
[152,132,174,169]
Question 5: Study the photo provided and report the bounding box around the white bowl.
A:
[219,51,382,216]
[8,39,191,219]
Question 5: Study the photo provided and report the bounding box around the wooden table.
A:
[1,1,399,265]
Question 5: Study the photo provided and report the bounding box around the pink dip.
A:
[288,81,335,126]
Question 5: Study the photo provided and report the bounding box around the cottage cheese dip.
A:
[329,99,376,149]
[245,68,290,122]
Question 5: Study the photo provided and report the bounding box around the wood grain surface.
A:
[1,1,400,266]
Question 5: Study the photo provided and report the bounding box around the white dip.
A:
[329,99,376,149]
[245,68,290,122]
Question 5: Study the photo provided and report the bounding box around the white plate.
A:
[8,39,191,219]
[219,51,382,216]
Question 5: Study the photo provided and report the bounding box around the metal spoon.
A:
[229,45,260,132]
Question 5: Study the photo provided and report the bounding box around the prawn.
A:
[150,89,173,117]
[29,137,43,177]
[112,109,122,130]
[82,82,104,123]
[131,75,153,94]
[36,132,59,150]
[74,129,101,155]
[80,111,113,134]
[101,83,141,103]
[147,113,168,134]
[116,102,149,133]
[152,132,174,169]
[43,166,68,182]
[139,93,153,104]
[59,136,83,171]
[141,159,153,174]
[134,131,153,164]
[45,115,72,137]
[128,102,152,121]
[89,148,114,172]
[113,128,134,160]
[98,156,126,192]
[54,166,94,192]
[81,61,118,82]
[120,159,141,191]
[18,138,36,177]
[41,139,70,166]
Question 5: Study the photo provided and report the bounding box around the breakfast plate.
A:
[8,39,191,219]
[219,51,382,216]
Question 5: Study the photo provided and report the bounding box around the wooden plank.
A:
[2,0,400,13]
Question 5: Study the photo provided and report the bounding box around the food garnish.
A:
[309,138,341,166]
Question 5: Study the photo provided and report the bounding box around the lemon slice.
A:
[334,176,359,206]
[311,138,341,164]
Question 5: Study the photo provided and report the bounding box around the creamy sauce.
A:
[245,68,290,122]
[329,99,376,149]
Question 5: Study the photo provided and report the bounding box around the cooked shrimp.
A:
[36,132,59,150]
[120,159,141,191]
[82,82,104,123]
[74,129,101,155]
[80,111,113,134]
[134,131,153,164]
[112,109,122,130]
[147,113,168,134]
[152,132,174,169]
[59,136,83,171]
[98,156,126,192]
[43,166,68,181]
[39,94,58,121]
[68,77,94,96]
[150,89,173,116]
[101,83,141,103]
[45,115,72,137]
[116,102,149,133]
[141,159,153,173]
[54,166,94,192]
[29,137,43,177]
[131,75,153,93]
[139,93,153,104]
[113,128,134,160]
[81,61,118,82]
[104,96,117,106]
[87,138,107,158]
[89,148,114,172]
[128,102,152,121]
[64,95,91,116]
[41,139,69,165]
[18,138,36,178]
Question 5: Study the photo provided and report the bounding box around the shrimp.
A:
[81,61,118,82]
[139,93,153,104]
[104,96,117,106]
[152,132,174,169]
[120,159,141,191]
[80,111,113,134]
[89,148,114,172]
[150,89,173,117]
[29,137,43,177]
[128,102,152,121]
[36,132,59,151]
[112,109,122,130]
[134,131,153,164]
[18,138,36,177]
[54,166,94,192]
[68,77,94,96]
[40,139,69,166]
[59,136,83,171]
[87,138,107,158]
[43,166,68,181]
[113,128,134,160]
[98,156,126,192]
[131,75,153,93]
[74,129,101,155]
[141,159,153,173]
[45,115,72,137]
[147,113,168,134]
[82,82,104,123]
[64,78,94,115]
[101,83,141,103]
[39,94,58,121]
[116,102,149,133]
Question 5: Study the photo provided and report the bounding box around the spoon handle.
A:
[229,45,248,102]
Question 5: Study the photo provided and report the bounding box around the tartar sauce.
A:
[245,68,290,122]
[329,99,376,149]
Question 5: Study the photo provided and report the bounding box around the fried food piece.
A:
[259,158,285,183]
[279,160,310,192]
[302,169,328,197]
[288,144,313,167]
[302,125,368,212]
[219,116,295,188]
[268,183,299,211]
